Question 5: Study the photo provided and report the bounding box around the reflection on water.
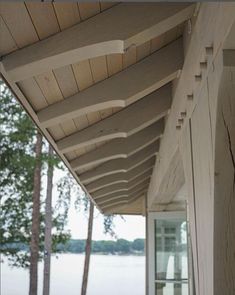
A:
[1,254,145,295]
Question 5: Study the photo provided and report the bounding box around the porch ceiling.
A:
[0,2,195,215]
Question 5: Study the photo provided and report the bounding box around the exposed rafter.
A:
[101,192,146,212]
[97,185,149,206]
[87,167,153,193]
[85,157,155,188]
[79,143,158,183]
[37,39,182,127]
[70,121,163,170]
[102,194,145,213]
[98,191,148,208]
[92,171,151,199]
[2,3,194,81]
[57,84,171,153]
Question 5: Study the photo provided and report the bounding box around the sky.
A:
[68,205,146,241]
[47,167,146,241]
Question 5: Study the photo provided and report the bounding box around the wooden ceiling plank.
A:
[89,55,108,83]
[97,186,148,206]
[25,2,60,39]
[104,195,145,214]
[56,84,172,153]
[0,16,18,56]
[97,187,148,205]
[86,166,153,193]
[18,78,48,111]
[92,172,151,199]
[136,41,151,62]
[106,54,123,76]
[70,121,163,170]
[126,158,155,182]
[79,143,157,183]
[89,55,112,123]
[123,45,137,69]
[78,2,100,20]
[100,2,118,12]
[2,3,195,81]
[34,69,76,155]
[35,71,63,105]
[53,65,79,98]
[47,126,66,142]
[53,2,81,30]
[101,200,128,210]
[151,35,165,53]
[0,3,38,48]
[37,39,182,128]
[53,65,80,142]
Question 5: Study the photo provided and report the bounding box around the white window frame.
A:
[147,211,188,295]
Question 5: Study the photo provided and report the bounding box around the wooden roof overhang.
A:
[0,2,196,215]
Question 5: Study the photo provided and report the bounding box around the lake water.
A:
[1,254,145,295]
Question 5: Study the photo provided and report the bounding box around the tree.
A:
[132,239,145,252]
[0,81,70,293]
[0,80,36,266]
[115,239,131,253]
[29,131,43,295]
[43,144,54,295]
[81,201,94,295]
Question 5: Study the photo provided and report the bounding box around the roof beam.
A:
[92,171,151,199]
[97,185,148,206]
[57,84,171,153]
[100,192,146,212]
[37,39,182,127]
[79,143,158,183]
[2,3,194,81]
[70,121,163,170]
[97,186,149,206]
[86,166,153,193]
[101,200,128,210]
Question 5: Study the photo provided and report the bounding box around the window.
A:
[148,212,189,295]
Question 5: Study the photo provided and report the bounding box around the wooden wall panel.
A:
[213,67,235,295]
[191,83,214,295]
[180,123,199,294]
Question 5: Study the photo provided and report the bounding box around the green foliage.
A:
[0,81,36,266]
[3,238,145,254]
[115,239,131,253]
[0,81,70,267]
[132,239,145,251]
[56,238,145,254]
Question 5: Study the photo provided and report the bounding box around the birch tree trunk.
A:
[43,144,54,295]
[29,131,43,295]
[81,202,94,295]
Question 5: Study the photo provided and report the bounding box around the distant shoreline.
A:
[1,238,145,256]
[53,252,145,256]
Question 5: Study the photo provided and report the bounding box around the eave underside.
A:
[0,2,196,214]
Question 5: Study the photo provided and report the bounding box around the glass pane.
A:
[155,217,188,295]
[155,282,188,295]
